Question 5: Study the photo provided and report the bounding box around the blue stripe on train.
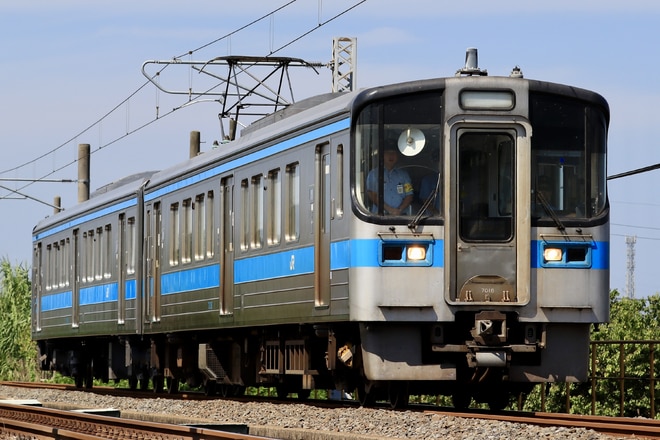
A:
[40,238,608,308]
[161,265,220,294]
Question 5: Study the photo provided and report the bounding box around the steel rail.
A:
[0,402,268,440]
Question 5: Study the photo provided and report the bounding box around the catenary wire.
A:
[1,1,367,202]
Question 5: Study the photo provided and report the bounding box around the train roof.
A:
[33,72,609,237]
[32,89,357,236]
[143,89,357,192]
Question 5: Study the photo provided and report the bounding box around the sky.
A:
[1,0,660,297]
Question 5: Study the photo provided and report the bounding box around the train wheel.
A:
[152,375,164,393]
[219,384,231,398]
[204,380,217,396]
[74,375,84,389]
[128,376,138,390]
[356,380,376,407]
[388,382,409,409]
[452,391,472,410]
[232,385,246,397]
[487,393,510,411]
[275,384,290,399]
[166,377,179,394]
[296,389,311,401]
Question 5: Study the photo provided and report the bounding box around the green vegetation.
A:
[0,258,39,381]
[1,258,659,415]
[521,290,660,416]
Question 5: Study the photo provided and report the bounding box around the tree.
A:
[0,258,38,381]
[523,290,660,417]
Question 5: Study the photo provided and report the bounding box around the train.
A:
[31,49,610,409]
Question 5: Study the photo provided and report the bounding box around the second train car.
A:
[32,50,609,409]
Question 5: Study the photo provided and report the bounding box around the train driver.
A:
[366,144,414,215]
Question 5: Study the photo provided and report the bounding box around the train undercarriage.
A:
[37,314,572,410]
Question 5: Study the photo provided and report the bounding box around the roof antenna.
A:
[456,47,487,76]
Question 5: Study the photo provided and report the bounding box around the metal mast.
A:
[625,235,637,298]
[331,37,357,92]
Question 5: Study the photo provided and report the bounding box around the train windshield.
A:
[530,93,608,221]
[354,92,443,220]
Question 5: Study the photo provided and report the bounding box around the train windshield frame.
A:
[353,91,444,222]
[530,92,608,223]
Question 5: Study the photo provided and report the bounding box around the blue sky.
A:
[1,1,659,297]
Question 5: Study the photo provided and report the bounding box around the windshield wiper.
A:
[408,172,441,231]
[536,191,565,231]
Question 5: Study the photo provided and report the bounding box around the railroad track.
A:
[0,401,265,440]
[425,408,660,439]
[3,381,660,439]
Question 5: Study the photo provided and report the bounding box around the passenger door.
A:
[220,176,235,318]
[145,202,162,323]
[314,142,331,312]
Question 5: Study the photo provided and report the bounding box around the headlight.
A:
[543,247,563,262]
[407,245,427,261]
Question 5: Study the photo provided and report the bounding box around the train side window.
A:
[205,191,214,259]
[96,227,103,281]
[127,217,136,275]
[81,232,88,283]
[251,174,264,249]
[182,198,193,264]
[170,203,180,266]
[45,244,52,291]
[104,225,112,279]
[60,239,68,287]
[195,194,205,261]
[268,168,281,246]
[240,179,249,251]
[285,162,300,242]
[336,144,344,218]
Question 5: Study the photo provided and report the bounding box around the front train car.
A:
[346,56,609,408]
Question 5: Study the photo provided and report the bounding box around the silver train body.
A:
[32,64,609,408]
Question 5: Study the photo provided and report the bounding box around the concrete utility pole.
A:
[78,144,90,203]
[190,131,201,158]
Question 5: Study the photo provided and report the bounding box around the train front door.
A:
[449,126,530,304]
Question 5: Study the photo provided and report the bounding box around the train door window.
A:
[195,194,206,261]
[285,162,300,242]
[182,198,193,264]
[170,203,180,266]
[205,191,215,258]
[268,168,281,246]
[458,132,514,242]
[53,242,61,288]
[85,229,94,281]
[240,179,249,251]
[336,144,344,218]
[251,174,264,249]
[127,217,136,275]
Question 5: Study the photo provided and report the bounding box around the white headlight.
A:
[543,248,563,262]
[407,245,426,261]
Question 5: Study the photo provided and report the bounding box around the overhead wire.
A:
[0,0,367,202]
[0,0,335,201]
